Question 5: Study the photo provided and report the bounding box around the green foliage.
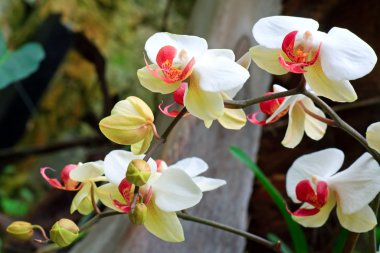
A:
[267,233,293,253]
[229,146,308,253]
[0,32,44,89]
[332,228,349,253]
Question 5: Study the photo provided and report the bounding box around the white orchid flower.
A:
[366,122,380,153]
[69,161,121,215]
[250,16,377,102]
[286,148,380,232]
[137,32,250,121]
[104,150,210,242]
[248,84,327,148]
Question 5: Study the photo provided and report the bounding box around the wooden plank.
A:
[69,0,280,252]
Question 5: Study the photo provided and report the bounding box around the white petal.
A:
[366,122,380,152]
[144,199,184,242]
[104,150,156,186]
[321,27,377,81]
[336,205,377,233]
[184,76,224,120]
[329,153,380,214]
[70,161,104,182]
[304,59,357,102]
[252,16,319,48]
[281,103,305,148]
[152,168,202,212]
[286,148,344,203]
[266,94,301,123]
[192,176,226,192]
[194,54,249,93]
[249,46,288,75]
[170,157,208,177]
[301,97,327,141]
[205,49,235,60]
[292,194,335,228]
[145,32,207,64]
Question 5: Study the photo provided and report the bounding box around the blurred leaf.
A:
[267,233,293,253]
[332,228,349,253]
[229,146,308,253]
[1,196,29,216]
[0,33,45,89]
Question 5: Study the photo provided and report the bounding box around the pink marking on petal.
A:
[144,55,176,83]
[144,186,153,205]
[247,112,270,125]
[295,179,316,204]
[119,179,134,204]
[282,30,298,61]
[177,57,195,80]
[61,164,81,191]
[279,55,307,73]
[290,207,320,217]
[156,160,165,172]
[40,167,66,190]
[156,45,176,68]
[259,92,285,115]
[112,199,131,213]
[159,102,181,117]
[316,181,329,207]
[173,82,187,105]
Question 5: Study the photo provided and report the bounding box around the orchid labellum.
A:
[286,148,380,232]
[40,164,81,191]
[250,16,377,102]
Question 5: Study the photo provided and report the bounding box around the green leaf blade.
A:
[229,146,308,253]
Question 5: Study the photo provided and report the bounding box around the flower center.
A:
[279,30,321,74]
[146,45,195,84]
[288,179,329,217]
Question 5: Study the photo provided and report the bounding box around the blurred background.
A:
[0,0,379,253]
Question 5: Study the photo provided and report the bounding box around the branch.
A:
[177,211,283,253]
[224,85,305,109]
[0,136,108,165]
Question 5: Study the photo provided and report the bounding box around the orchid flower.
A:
[69,161,121,215]
[159,82,247,130]
[286,148,380,232]
[137,32,250,121]
[248,84,327,148]
[104,150,224,242]
[99,96,157,155]
[250,16,377,102]
[40,164,81,191]
[366,122,380,153]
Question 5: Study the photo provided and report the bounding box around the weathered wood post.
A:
[69,1,280,252]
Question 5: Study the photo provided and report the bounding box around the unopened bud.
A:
[6,221,34,241]
[126,159,151,186]
[129,203,147,225]
[50,219,79,247]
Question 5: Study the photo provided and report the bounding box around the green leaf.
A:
[0,33,45,89]
[332,228,349,253]
[1,197,29,216]
[267,233,293,253]
[229,146,308,253]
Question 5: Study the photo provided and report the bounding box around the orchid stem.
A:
[224,85,305,109]
[177,211,283,253]
[90,184,101,215]
[143,107,187,161]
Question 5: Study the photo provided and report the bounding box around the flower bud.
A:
[6,221,34,241]
[50,219,79,247]
[126,159,151,186]
[128,203,147,225]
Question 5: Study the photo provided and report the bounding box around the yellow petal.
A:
[131,129,154,155]
[137,66,181,94]
[99,114,149,145]
[282,103,305,148]
[301,97,327,141]
[113,96,154,122]
[336,204,377,233]
[70,183,95,215]
[366,122,380,152]
[249,46,288,75]
[292,194,336,228]
[236,51,251,69]
[185,74,224,120]
[143,198,184,242]
[96,183,125,212]
[218,107,247,130]
[304,60,357,102]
